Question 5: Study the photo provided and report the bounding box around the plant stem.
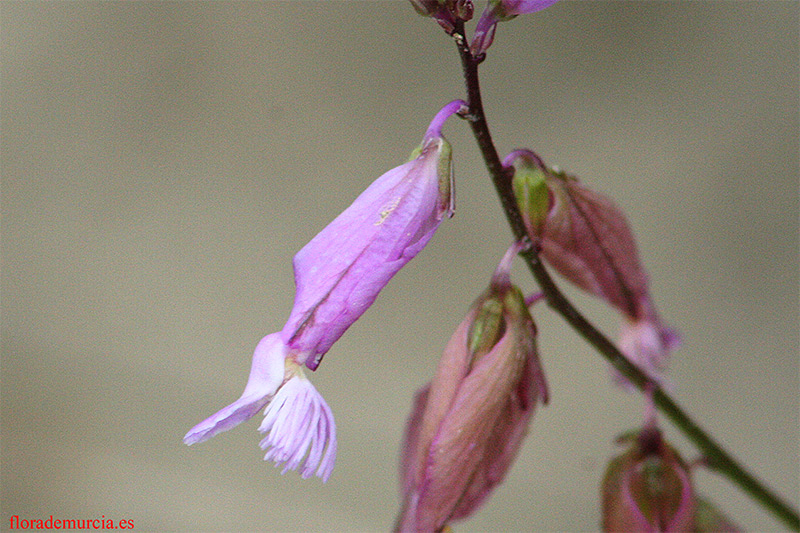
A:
[451,20,799,530]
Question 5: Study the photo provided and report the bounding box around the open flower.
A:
[396,244,548,531]
[183,333,337,482]
[282,100,464,370]
[507,149,678,385]
[184,102,465,481]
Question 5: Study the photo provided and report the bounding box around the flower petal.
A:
[258,376,337,482]
[283,137,452,369]
[183,333,288,445]
[617,319,680,387]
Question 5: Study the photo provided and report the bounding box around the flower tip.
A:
[182,431,201,446]
[498,0,561,19]
[661,325,681,352]
[258,376,337,482]
[183,333,290,446]
[183,394,272,446]
[183,423,215,446]
[618,319,679,386]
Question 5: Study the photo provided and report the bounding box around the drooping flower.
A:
[396,243,548,531]
[184,102,465,481]
[472,0,560,55]
[282,100,464,370]
[507,149,678,385]
[183,333,337,482]
[601,427,696,532]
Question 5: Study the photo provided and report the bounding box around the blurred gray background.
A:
[2,1,798,531]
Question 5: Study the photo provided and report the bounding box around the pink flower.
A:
[396,244,548,531]
[184,102,465,481]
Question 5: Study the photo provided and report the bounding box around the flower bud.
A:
[506,149,678,385]
[408,0,444,16]
[396,245,548,531]
[602,427,695,532]
[450,0,474,22]
[407,0,457,34]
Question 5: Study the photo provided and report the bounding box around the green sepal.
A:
[468,294,505,361]
[466,284,531,368]
[512,163,550,235]
[436,138,454,216]
[408,136,453,217]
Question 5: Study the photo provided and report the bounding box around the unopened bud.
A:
[506,149,679,386]
[450,0,474,21]
[408,0,444,16]
[407,0,456,34]
[602,428,695,532]
[396,246,547,531]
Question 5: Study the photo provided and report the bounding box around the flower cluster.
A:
[183,100,464,481]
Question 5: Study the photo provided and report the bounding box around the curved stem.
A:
[451,20,799,530]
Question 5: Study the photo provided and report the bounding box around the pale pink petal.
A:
[258,376,337,482]
[183,333,287,445]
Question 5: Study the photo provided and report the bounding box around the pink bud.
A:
[602,428,696,532]
[407,0,457,34]
[506,150,678,385]
[451,0,474,22]
[397,248,547,531]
